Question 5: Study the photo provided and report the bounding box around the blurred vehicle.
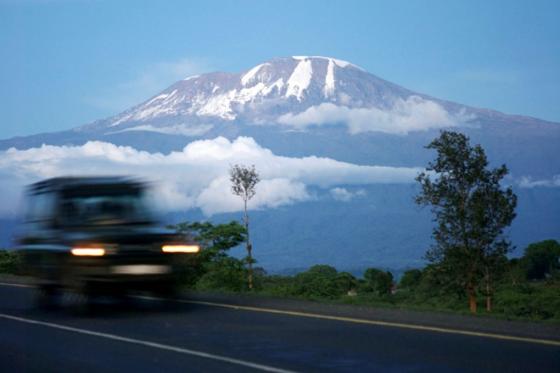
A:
[16,176,199,306]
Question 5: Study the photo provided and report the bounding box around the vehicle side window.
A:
[25,192,57,223]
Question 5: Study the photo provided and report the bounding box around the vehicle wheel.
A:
[152,282,181,310]
[153,282,179,300]
[114,290,134,308]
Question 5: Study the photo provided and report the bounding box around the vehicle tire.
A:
[153,281,179,299]
[152,282,181,310]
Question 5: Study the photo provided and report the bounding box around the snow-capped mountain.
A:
[1,56,559,271]
[65,55,553,146]
[100,56,414,128]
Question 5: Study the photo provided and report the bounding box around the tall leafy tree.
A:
[522,239,560,280]
[415,131,517,313]
[363,268,393,295]
[230,164,260,289]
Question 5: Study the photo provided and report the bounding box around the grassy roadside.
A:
[0,271,558,326]
[184,284,560,326]
[3,248,558,325]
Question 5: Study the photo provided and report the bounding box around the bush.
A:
[363,268,393,295]
[494,284,560,320]
[399,269,422,289]
[259,275,296,297]
[0,250,21,274]
[195,257,247,292]
[292,265,351,299]
[521,240,560,280]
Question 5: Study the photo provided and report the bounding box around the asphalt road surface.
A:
[0,282,559,372]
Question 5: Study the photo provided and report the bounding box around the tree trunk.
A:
[468,285,477,314]
[244,199,253,290]
[485,267,492,312]
[247,243,253,289]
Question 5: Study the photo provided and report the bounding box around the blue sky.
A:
[1,0,559,138]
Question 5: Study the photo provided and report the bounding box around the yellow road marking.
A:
[178,299,560,348]
[2,281,559,347]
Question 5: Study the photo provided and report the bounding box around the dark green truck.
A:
[16,176,199,306]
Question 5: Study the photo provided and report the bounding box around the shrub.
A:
[195,257,247,292]
[493,284,560,320]
[521,240,560,280]
[292,265,348,299]
[0,250,20,274]
[363,268,393,295]
[399,269,422,289]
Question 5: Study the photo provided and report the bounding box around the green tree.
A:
[364,268,393,295]
[230,164,260,290]
[399,269,422,289]
[521,239,560,280]
[415,131,517,313]
[167,221,246,287]
[196,257,247,292]
[335,272,358,295]
[169,221,245,258]
[292,265,344,299]
[0,250,21,274]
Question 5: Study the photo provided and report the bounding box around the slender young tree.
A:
[229,164,260,289]
[416,131,517,313]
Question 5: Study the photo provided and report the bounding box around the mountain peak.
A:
[106,55,390,127]
[291,55,361,69]
[93,55,496,135]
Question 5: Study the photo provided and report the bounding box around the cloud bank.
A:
[0,137,422,216]
[518,175,560,188]
[277,96,472,135]
[330,187,366,202]
[109,123,214,137]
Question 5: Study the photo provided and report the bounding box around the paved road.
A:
[0,283,558,372]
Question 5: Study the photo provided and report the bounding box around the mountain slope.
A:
[75,56,552,136]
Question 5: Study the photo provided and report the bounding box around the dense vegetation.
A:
[164,220,560,322]
[0,250,20,274]
[1,228,558,321]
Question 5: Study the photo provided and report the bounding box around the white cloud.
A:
[518,175,560,188]
[197,177,310,215]
[277,96,472,135]
[329,187,366,202]
[0,137,422,216]
[108,123,214,137]
[85,57,210,113]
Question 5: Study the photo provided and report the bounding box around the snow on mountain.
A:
[94,56,456,135]
[285,57,313,100]
[323,58,336,98]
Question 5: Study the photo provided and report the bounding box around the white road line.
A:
[0,282,33,288]
[0,313,295,373]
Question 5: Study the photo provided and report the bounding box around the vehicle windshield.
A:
[59,189,155,226]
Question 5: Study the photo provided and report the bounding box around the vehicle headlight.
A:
[71,247,106,256]
[161,244,200,253]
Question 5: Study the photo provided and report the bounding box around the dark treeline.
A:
[1,224,558,321]
[165,221,560,322]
